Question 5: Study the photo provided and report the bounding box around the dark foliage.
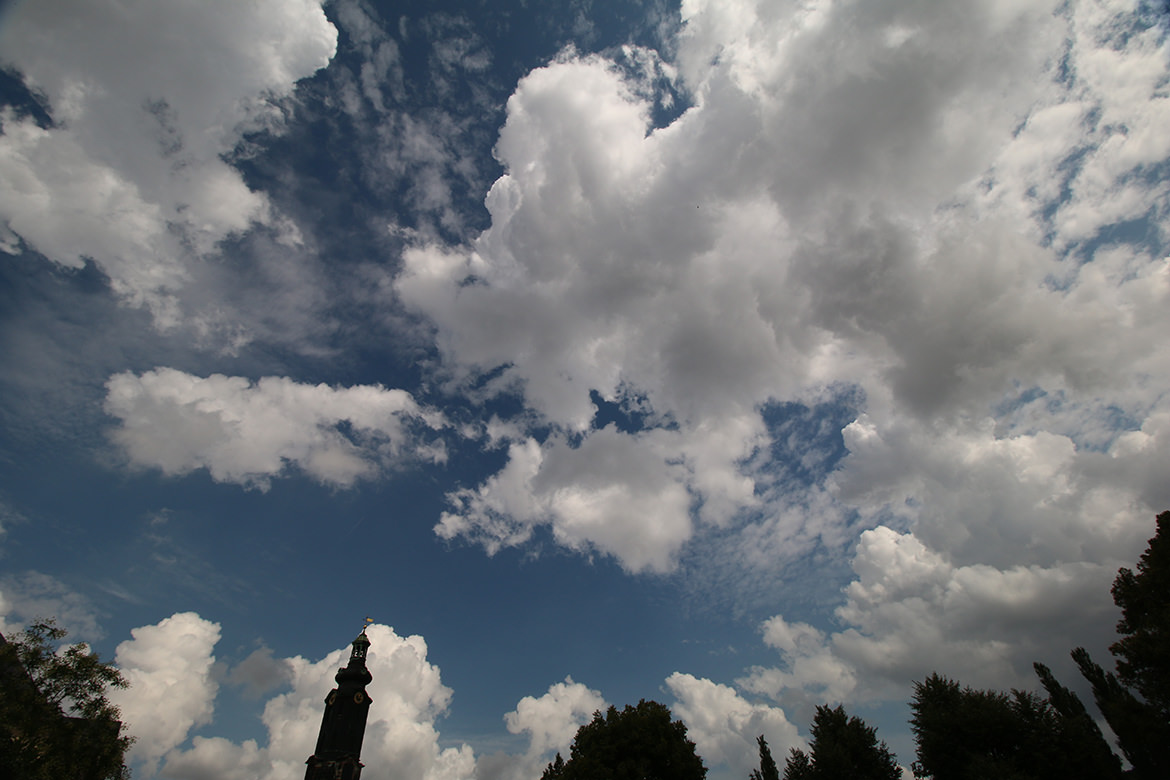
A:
[750,735,780,780]
[1032,662,1122,778]
[542,752,565,779]
[540,700,706,780]
[1072,647,1169,779]
[1110,510,1170,717]
[782,748,812,780]
[911,511,1170,780]
[1070,511,1170,779]
[910,672,1122,780]
[784,705,899,780]
[0,619,133,780]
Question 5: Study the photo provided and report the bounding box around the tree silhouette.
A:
[1070,511,1170,779]
[1032,661,1122,779]
[1072,649,1165,778]
[540,700,706,780]
[785,705,899,780]
[750,734,780,780]
[782,747,812,780]
[0,619,133,780]
[909,673,1115,780]
[908,512,1170,780]
[1109,510,1170,717]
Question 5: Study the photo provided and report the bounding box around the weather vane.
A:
[363,616,374,633]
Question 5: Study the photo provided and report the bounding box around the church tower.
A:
[305,630,373,780]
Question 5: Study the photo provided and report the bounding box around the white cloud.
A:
[109,612,222,773]
[157,623,475,780]
[675,0,1066,217]
[104,369,448,489]
[0,0,336,324]
[258,625,474,780]
[481,674,798,780]
[739,615,859,713]
[667,673,802,780]
[737,404,1166,707]
[435,429,696,573]
[432,413,768,573]
[159,737,268,780]
[727,351,1170,727]
[833,418,1160,571]
[1046,2,1170,248]
[739,522,1132,707]
[474,676,606,780]
[393,4,1170,742]
[504,676,606,759]
[397,0,1170,601]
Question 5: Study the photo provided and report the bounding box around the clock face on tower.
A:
[327,692,337,706]
[354,692,364,704]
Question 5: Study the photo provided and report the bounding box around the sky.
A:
[0,0,1168,778]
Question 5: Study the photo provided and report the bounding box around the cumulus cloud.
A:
[397,0,1170,600]
[163,645,789,780]
[728,413,1166,707]
[478,673,804,780]
[109,612,222,773]
[0,0,336,324]
[667,673,802,780]
[475,676,607,780]
[158,623,474,780]
[505,677,606,758]
[738,523,1128,709]
[434,430,697,574]
[161,737,269,780]
[390,2,1170,738]
[833,418,1159,571]
[103,368,448,489]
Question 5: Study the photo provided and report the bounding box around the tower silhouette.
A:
[304,630,373,780]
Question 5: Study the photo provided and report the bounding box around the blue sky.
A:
[1,1,1168,778]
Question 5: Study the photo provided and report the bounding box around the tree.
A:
[912,674,1029,780]
[542,752,565,779]
[909,512,1170,780]
[0,619,133,780]
[1069,511,1170,779]
[540,700,706,780]
[781,748,811,780]
[784,705,899,780]
[750,735,780,780]
[911,671,1125,780]
[1032,662,1122,779]
[1071,648,1166,778]
[1109,510,1170,717]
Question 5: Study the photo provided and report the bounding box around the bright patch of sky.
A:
[0,1,1168,779]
